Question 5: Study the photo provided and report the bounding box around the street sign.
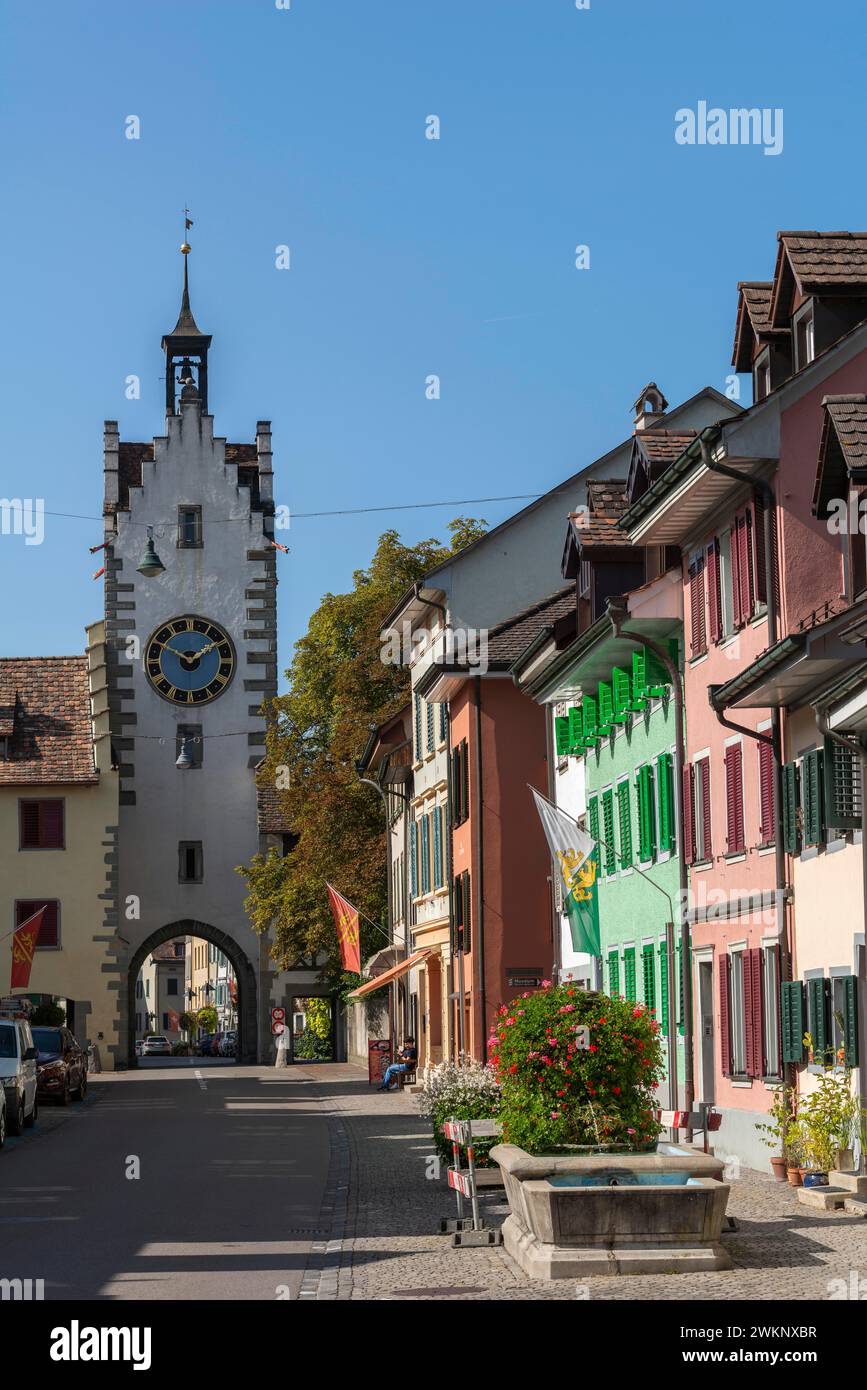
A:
[271,1007,286,1023]
[271,1021,285,1036]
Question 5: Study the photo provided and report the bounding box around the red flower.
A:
[611,1086,621,1095]
[509,1064,518,1074]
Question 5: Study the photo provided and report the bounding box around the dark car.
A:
[31,1027,87,1105]
[198,1035,214,1056]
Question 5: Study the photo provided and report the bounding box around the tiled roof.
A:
[812,395,867,519]
[823,395,867,469]
[739,281,774,334]
[585,479,628,518]
[635,430,697,466]
[257,779,291,836]
[0,657,98,785]
[779,232,867,290]
[486,587,575,664]
[732,282,788,370]
[108,441,259,514]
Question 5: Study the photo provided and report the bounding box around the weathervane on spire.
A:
[181,205,193,255]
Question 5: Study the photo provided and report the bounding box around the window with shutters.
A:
[752,494,768,608]
[635,764,656,862]
[780,980,805,1064]
[588,796,600,845]
[762,945,781,1079]
[601,788,616,874]
[781,761,801,855]
[608,949,620,996]
[426,700,435,755]
[453,870,471,952]
[554,714,571,759]
[410,821,418,899]
[694,756,711,861]
[413,693,422,763]
[15,899,60,949]
[623,947,637,1001]
[758,736,775,845]
[831,974,859,1066]
[718,529,735,637]
[724,743,745,854]
[728,949,747,1075]
[616,779,632,868]
[612,667,631,724]
[420,814,431,894]
[682,762,695,864]
[658,942,669,1032]
[732,510,756,628]
[806,975,830,1059]
[642,944,655,1014]
[657,751,675,854]
[801,748,826,847]
[676,938,690,1036]
[742,946,764,1078]
[19,799,65,850]
[706,538,721,644]
[688,552,707,658]
[433,806,444,889]
[461,871,471,952]
[824,737,861,832]
[439,702,448,744]
[451,741,470,825]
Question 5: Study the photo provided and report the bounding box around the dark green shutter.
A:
[808,976,830,1056]
[782,762,800,855]
[617,780,632,867]
[612,667,631,723]
[555,715,571,757]
[461,742,469,823]
[581,696,598,747]
[588,796,600,843]
[676,939,689,1034]
[410,821,418,898]
[658,943,669,1031]
[636,765,656,860]
[608,949,620,996]
[623,947,637,1001]
[433,808,442,888]
[844,975,859,1066]
[642,943,655,1013]
[452,873,463,952]
[802,749,825,846]
[568,705,584,753]
[657,751,675,853]
[824,738,861,830]
[462,871,471,953]
[601,789,616,873]
[597,681,614,735]
[780,981,805,1064]
[631,648,648,707]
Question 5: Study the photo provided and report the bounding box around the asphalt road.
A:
[0,1061,330,1300]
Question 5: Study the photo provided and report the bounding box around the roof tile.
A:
[0,657,98,785]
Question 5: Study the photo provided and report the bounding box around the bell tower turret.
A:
[161,241,212,415]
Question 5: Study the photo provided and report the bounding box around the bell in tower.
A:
[162,240,212,415]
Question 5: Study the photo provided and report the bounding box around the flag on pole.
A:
[531,789,601,957]
[326,884,362,973]
[10,907,46,990]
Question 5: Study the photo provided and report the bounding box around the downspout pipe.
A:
[606,596,693,1121]
[544,701,563,985]
[473,676,487,1059]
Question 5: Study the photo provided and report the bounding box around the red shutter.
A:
[752,494,768,605]
[747,946,764,1078]
[706,539,721,644]
[734,512,753,625]
[15,899,58,948]
[718,953,732,1076]
[19,801,40,849]
[725,744,744,852]
[682,762,694,865]
[743,950,756,1076]
[698,756,712,860]
[41,800,64,849]
[759,738,774,843]
[689,558,706,657]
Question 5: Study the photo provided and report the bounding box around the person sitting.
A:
[377,1037,417,1091]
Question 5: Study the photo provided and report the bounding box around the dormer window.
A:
[793,301,815,371]
[753,347,772,402]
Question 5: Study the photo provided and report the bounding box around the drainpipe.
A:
[473,676,487,1059]
[701,442,791,990]
[607,596,692,1122]
[545,705,563,985]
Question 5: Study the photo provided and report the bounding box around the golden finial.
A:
[181,204,193,255]
[181,242,191,254]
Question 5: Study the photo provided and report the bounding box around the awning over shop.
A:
[347,948,432,999]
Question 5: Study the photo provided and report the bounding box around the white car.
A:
[141,1034,171,1057]
[0,1017,39,1134]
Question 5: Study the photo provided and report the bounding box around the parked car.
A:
[0,1017,39,1134]
[219,1031,237,1057]
[198,1035,214,1056]
[141,1034,171,1057]
[31,1027,87,1104]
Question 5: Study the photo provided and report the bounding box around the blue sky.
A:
[1,0,864,682]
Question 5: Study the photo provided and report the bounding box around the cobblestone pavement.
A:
[299,1062,867,1301]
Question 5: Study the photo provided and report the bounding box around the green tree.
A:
[196,1006,218,1035]
[238,520,486,974]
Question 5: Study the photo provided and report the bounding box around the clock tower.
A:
[101,245,279,1066]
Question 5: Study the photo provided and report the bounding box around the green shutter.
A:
[616,780,632,868]
[568,705,584,753]
[439,702,448,742]
[608,949,620,996]
[658,943,669,1031]
[612,667,631,723]
[808,976,830,1056]
[581,696,598,747]
[461,742,470,823]
[676,939,689,1034]
[844,975,859,1066]
[597,681,614,735]
[555,715,571,757]
[636,765,656,861]
[824,737,861,830]
[462,872,471,953]
[433,808,442,888]
[802,749,825,846]
[657,751,675,853]
[452,873,463,952]
[642,943,655,1013]
[588,796,600,843]
[782,762,800,855]
[623,947,637,1002]
[410,821,418,898]
[601,789,616,873]
[781,981,805,1064]
[631,648,648,707]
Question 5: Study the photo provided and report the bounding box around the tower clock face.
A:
[144,616,236,705]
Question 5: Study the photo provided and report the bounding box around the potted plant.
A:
[416,1053,501,1170]
[756,1087,793,1181]
[800,1061,862,1179]
[784,1117,806,1185]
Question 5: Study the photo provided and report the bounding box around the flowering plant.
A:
[489,982,665,1154]
[416,1053,501,1168]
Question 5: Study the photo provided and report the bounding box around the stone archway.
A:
[127,919,258,1066]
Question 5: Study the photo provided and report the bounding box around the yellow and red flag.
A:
[10,907,45,990]
[326,884,361,974]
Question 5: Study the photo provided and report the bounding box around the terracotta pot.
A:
[786,1166,803,1187]
[836,1148,855,1173]
[770,1155,787,1182]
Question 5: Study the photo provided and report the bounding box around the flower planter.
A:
[786,1166,803,1187]
[770,1156,787,1182]
[801,1169,829,1188]
[490,1142,732,1279]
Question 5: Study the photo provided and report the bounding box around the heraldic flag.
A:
[10,906,46,991]
[326,884,362,974]
[531,788,601,957]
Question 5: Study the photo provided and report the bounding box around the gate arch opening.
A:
[127,919,257,1066]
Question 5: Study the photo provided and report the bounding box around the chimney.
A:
[632,382,668,432]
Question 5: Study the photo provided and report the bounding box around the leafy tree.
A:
[196,1006,218,1035]
[238,520,487,975]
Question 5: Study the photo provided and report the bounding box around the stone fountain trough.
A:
[490,1143,731,1279]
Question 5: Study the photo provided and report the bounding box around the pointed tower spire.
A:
[161,230,212,415]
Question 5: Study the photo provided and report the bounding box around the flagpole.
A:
[325,884,393,947]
